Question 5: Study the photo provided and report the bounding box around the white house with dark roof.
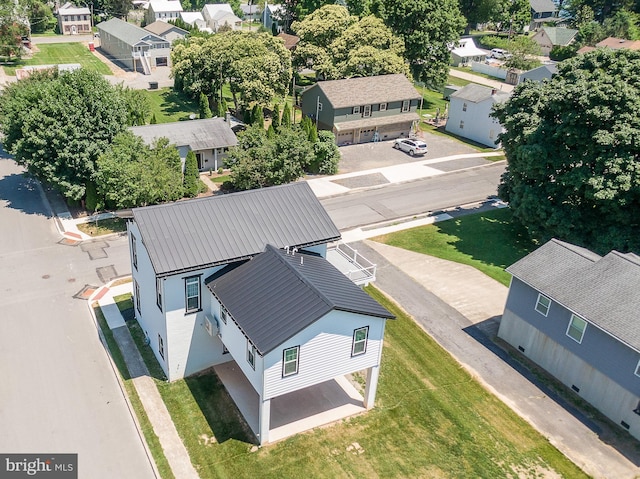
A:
[128,117,237,171]
[128,182,391,443]
[145,0,183,24]
[202,3,242,31]
[450,37,489,66]
[499,239,640,440]
[445,83,510,148]
[300,74,422,146]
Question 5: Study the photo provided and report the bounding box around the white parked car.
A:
[393,138,428,156]
[489,48,509,59]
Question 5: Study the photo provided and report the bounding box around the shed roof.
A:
[132,182,341,276]
[309,74,421,109]
[530,0,557,13]
[207,245,394,355]
[449,83,510,103]
[507,239,640,353]
[97,18,165,46]
[128,117,237,152]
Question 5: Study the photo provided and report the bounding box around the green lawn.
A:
[2,43,111,75]
[145,89,199,123]
[116,285,586,479]
[373,208,537,286]
[76,217,127,236]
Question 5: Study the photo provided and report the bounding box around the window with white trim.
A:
[380,102,387,111]
[535,293,551,316]
[566,314,587,343]
[363,104,371,117]
[282,346,299,377]
[185,276,200,313]
[462,102,467,112]
[353,105,360,114]
[131,234,138,270]
[459,120,464,129]
[134,279,141,314]
[247,340,256,369]
[634,359,640,378]
[158,334,164,359]
[352,326,369,356]
[220,305,228,324]
[156,277,163,311]
[401,100,410,112]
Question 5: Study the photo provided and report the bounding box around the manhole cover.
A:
[42,274,50,279]
[74,284,98,300]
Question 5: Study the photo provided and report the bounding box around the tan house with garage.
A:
[301,74,421,146]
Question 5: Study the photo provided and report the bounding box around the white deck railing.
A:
[327,242,376,286]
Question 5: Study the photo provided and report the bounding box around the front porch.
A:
[326,242,376,286]
[214,361,367,444]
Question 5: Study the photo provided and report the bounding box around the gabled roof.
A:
[451,38,489,58]
[595,37,640,50]
[129,117,238,152]
[530,0,557,13]
[277,32,300,50]
[520,63,557,82]
[538,26,578,46]
[148,0,183,13]
[180,11,204,24]
[132,182,341,276]
[507,239,640,353]
[58,3,91,15]
[202,3,233,18]
[207,245,394,355]
[97,18,166,46]
[308,74,421,109]
[449,83,510,103]
[144,20,188,36]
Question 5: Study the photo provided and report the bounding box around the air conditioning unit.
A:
[204,314,219,337]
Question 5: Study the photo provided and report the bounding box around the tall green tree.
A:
[183,150,200,197]
[0,0,29,60]
[459,0,505,34]
[372,0,466,88]
[311,130,340,174]
[282,102,292,127]
[120,86,151,125]
[199,92,213,118]
[25,0,55,34]
[492,49,640,254]
[0,69,128,201]
[272,102,281,130]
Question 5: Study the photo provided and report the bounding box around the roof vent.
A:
[300,256,304,266]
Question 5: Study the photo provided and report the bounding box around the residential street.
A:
[0,151,155,478]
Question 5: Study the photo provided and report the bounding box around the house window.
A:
[247,340,256,369]
[134,279,141,314]
[282,346,300,377]
[185,276,200,313]
[634,359,640,378]
[156,277,163,311]
[220,305,228,324]
[363,105,371,117]
[462,102,467,112]
[131,234,137,270]
[401,100,410,112]
[535,293,551,317]
[352,326,369,356]
[459,121,464,129]
[158,334,164,359]
[566,314,587,343]
[380,102,387,111]
[352,106,360,114]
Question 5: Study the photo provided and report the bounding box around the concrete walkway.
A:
[357,240,639,479]
[90,282,200,479]
[449,68,515,92]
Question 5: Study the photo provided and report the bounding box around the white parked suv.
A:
[393,138,428,156]
[489,48,509,59]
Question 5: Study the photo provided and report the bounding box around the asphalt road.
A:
[0,152,154,478]
[320,162,505,230]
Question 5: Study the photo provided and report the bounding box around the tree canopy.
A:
[0,69,128,200]
[492,49,640,254]
[0,0,29,60]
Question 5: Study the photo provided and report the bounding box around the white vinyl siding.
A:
[566,314,587,343]
[535,293,551,316]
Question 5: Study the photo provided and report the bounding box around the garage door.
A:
[336,130,353,146]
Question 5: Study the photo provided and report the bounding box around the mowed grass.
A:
[373,208,537,286]
[145,88,199,123]
[116,287,586,478]
[2,43,111,75]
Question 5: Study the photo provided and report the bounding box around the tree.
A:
[199,92,212,118]
[311,130,340,174]
[0,1,29,60]
[0,69,128,201]
[25,0,55,34]
[459,0,505,34]
[271,102,281,130]
[282,102,293,128]
[603,8,640,39]
[251,104,264,127]
[372,0,466,88]
[150,113,158,124]
[503,35,542,70]
[183,150,200,197]
[120,86,151,125]
[492,49,640,254]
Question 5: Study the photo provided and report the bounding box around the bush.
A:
[85,181,99,212]
[550,45,578,61]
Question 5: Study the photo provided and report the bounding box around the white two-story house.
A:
[128,182,393,444]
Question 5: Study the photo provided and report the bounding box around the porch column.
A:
[258,397,271,445]
[213,149,218,171]
[363,365,380,409]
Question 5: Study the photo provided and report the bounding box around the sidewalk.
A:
[90,282,200,479]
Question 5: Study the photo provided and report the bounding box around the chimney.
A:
[225,111,231,123]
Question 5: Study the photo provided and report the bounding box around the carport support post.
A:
[364,365,380,409]
[258,397,271,445]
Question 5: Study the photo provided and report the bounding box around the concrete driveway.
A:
[338,131,482,173]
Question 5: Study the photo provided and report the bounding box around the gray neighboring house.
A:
[129,117,238,171]
[97,18,171,74]
[518,62,558,84]
[532,26,578,56]
[529,0,560,31]
[445,83,509,148]
[301,74,421,146]
[499,239,640,441]
[144,20,189,43]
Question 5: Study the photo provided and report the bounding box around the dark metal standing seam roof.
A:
[507,239,640,352]
[206,245,394,355]
[132,182,341,276]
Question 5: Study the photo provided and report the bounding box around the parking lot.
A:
[337,130,483,173]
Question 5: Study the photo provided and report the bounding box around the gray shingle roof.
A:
[311,74,421,109]
[520,63,558,83]
[132,182,341,276]
[507,239,640,352]
[530,0,557,13]
[540,27,578,46]
[97,18,166,47]
[128,118,238,151]
[207,245,394,355]
[144,20,188,37]
[450,83,510,103]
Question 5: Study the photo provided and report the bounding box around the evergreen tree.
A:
[282,103,292,127]
[272,103,281,131]
[199,92,212,119]
[267,124,276,139]
[183,151,200,197]
[251,104,264,128]
[150,113,158,124]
